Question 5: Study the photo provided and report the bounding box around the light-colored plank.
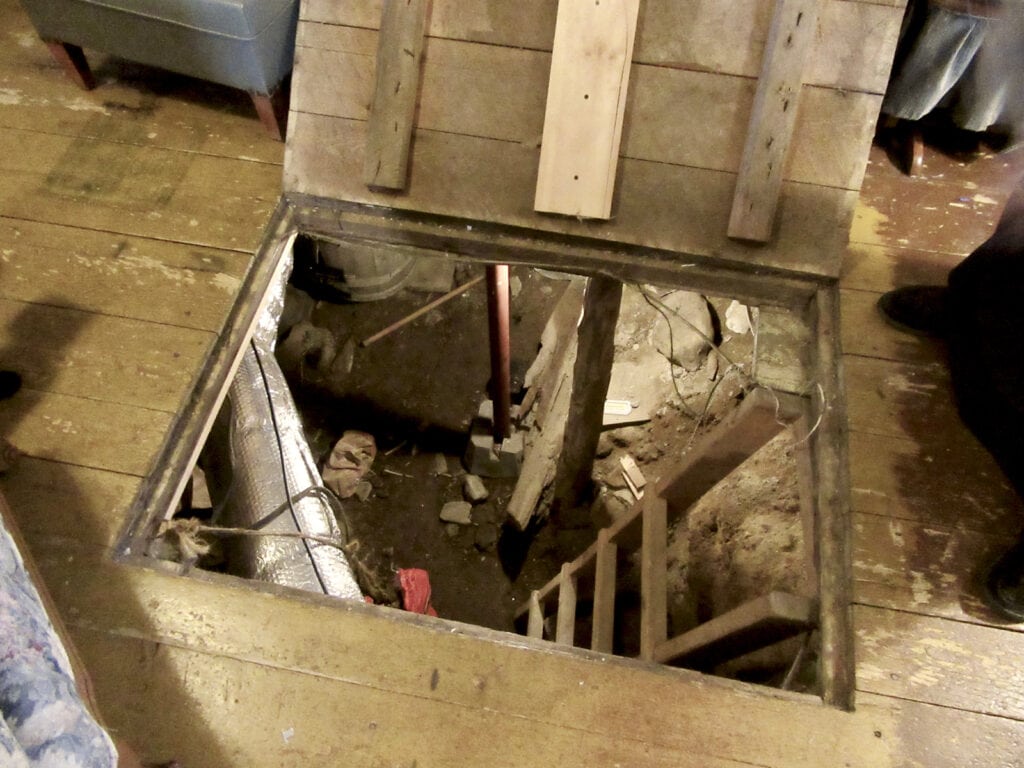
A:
[0,298,214,412]
[36,554,899,768]
[285,111,858,278]
[591,528,617,653]
[848,430,1024,533]
[0,389,172,476]
[300,0,904,94]
[654,592,816,667]
[0,457,139,549]
[292,30,881,191]
[555,562,578,646]
[657,387,802,515]
[855,604,1024,719]
[729,0,822,242]
[363,0,429,189]
[853,511,1019,626]
[754,304,812,393]
[0,217,250,331]
[534,0,639,219]
[640,493,668,661]
[0,127,279,253]
[840,241,963,294]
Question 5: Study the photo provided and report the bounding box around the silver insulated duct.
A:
[202,248,363,601]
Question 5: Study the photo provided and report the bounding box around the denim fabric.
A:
[0,521,117,768]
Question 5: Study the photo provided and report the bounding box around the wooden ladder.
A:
[516,387,819,667]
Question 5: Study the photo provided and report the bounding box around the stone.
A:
[649,289,713,371]
[463,474,489,503]
[431,453,449,476]
[277,320,337,373]
[354,480,373,501]
[464,422,524,478]
[445,523,461,538]
[596,432,614,458]
[510,275,523,299]
[440,500,473,525]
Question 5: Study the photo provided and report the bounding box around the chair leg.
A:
[250,88,289,141]
[44,40,95,90]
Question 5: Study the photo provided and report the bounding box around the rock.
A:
[510,275,523,299]
[277,320,337,374]
[474,524,498,552]
[463,474,489,503]
[649,289,713,371]
[445,523,462,538]
[596,433,614,458]
[440,500,473,525]
[354,480,373,501]
[725,299,752,335]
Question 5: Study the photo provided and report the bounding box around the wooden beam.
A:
[527,590,545,639]
[656,387,804,519]
[728,0,822,242]
[555,563,578,646]
[654,592,817,668]
[363,0,430,189]
[552,275,623,512]
[534,0,640,219]
[591,528,617,653]
[639,494,668,662]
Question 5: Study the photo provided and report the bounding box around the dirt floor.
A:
[197,256,816,688]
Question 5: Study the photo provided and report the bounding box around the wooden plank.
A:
[809,287,855,710]
[553,276,623,509]
[591,528,617,653]
[363,0,429,189]
[285,112,859,278]
[0,217,251,332]
[0,298,215,412]
[0,389,172,476]
[855,604,1024,719]
[729,0,822,242]
[858,692,1024,768]
[640,494,668,661]
[654,591,816,667]
[299,0,904,94]
[657,387,802,516]
[840,242,962,294]
[840,288,942,365]
[37,555,899,768]
[0,127,278,253]
[853,511,1018,626]
[534,0,639,219]
[754,304,812,393]
[527,590,545,639]
[555,562,578,646]
[0,457,139,550]
[292,30,881,191]
[848,430,1024,533]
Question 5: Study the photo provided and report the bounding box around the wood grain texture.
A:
[591,528,617,653]
[840,288,944,364]
[0,218,250,332]
[534,0,639,218]
[555,562,578,645]
[300,0,904,94]
[285,112,858,278]
[36,554,899,768]
[856,604,1024,719]
[640,494,669,661]
[363,0,429,189]
[729,0,822,242]
[292,29,881,190]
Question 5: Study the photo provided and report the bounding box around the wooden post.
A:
[591,527,618,653]
[555,563,578,646]
[552,275,622,512]
[363,0,430,189]
[639,494,668,661]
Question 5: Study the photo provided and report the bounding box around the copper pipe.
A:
[486,264,512,442]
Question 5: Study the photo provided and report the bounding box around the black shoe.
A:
[984,538,1024,623]
[0,371,20,400]
[877,285,950,337]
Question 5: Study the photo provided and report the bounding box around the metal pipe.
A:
[486,264,512,442]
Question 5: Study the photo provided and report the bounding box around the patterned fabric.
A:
[0,520,117,768]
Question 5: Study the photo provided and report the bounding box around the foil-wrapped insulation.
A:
[201,248,362,601]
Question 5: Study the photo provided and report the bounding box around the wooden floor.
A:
[2,2,1024,764]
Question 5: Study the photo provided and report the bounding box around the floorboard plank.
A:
[0,298,214,411]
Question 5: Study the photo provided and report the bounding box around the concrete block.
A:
[464,424,524,478]
[440,501,473,525]
[463,474,489,503]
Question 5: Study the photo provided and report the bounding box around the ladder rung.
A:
[654,591,817,668]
